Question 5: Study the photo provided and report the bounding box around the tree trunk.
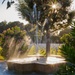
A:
[46,30,50,57]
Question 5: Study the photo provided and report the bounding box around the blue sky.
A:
[0,0,75,25]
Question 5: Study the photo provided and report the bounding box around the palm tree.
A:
[17,0,74,56]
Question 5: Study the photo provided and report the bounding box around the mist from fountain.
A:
[5,38,66,74]
[3,34,66,74]
[3,35,32,60]
[5,35,65,64]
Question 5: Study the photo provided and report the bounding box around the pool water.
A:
[0,62,53,75]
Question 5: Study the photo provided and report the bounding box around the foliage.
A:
[61,45,75,64]
[17,0,75,56]
[38,48,46,56]
[60,33,72,44]
[28,45,36,55]
[27,46,61,56]
[20,44,28,54]
[0,56,4,60]
[0,46,4,60]
[55,22,75,74]
[24,24,36,42]
[0,46,2,55]
[0,21,25,33]
[17,0,75,31]
[55,63,75,75]
[0,26,28,58]
[60,22,75,64]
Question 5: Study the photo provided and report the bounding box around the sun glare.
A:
[8,56,65,65]
[46,57,65,64]
[52,4,56,9]
[8,57,37,63]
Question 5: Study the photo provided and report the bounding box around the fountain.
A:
[5,32,65,74]
[7,55,66,73]
[7,2,66,74]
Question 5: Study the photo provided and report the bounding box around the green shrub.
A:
[0,46,2,55]
[38,48,46,56]
[55,22,75,75]
[0,26,27,59]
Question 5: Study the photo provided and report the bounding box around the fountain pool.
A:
[7,55,66,74]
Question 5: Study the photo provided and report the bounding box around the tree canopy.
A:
[17,0,75,31]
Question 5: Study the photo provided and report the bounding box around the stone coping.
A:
[7,56,66,73]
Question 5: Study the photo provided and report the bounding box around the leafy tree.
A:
[0,21,25,33]
[17,0,75,56]
[0,26,27,59]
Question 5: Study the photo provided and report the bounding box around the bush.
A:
[0,26,28,59]
[0,46,2,55]
[55,22,75,75]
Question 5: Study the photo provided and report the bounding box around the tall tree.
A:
[12,0,75,56]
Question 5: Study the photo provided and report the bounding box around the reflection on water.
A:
[0,62,15,75]
[0,62,53,75]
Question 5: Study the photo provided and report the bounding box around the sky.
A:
[0,0,28,25]
[0,0,75,25]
